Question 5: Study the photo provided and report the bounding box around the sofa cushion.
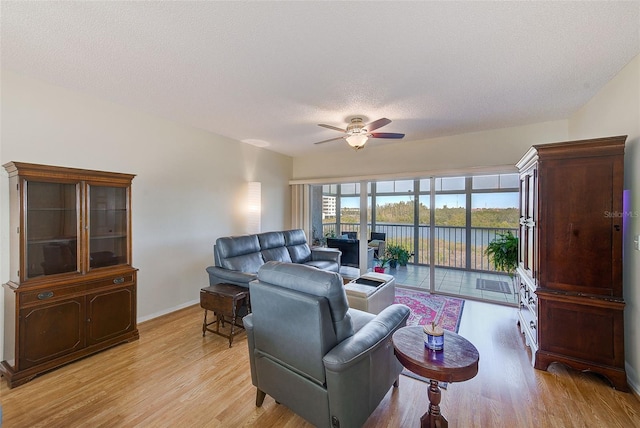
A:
[258,231,285,249]
[216,234,264,273]
[258,231,293,263]
[304,260,336,271]
[262,247,292,263]
[217,234,261,258]
[222,252,264,274]
[283,229,312,263]
[288,244,312,264]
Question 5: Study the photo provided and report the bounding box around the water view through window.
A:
[310,173,519,306]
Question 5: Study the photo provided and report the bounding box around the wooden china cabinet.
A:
[1,162,139,388]
[516,136,628,391]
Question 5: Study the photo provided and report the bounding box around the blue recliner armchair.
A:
[243,261,410,428]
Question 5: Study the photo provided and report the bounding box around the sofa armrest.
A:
[322,304,410,371]
[311,247,341,264]
[206,265,256,288]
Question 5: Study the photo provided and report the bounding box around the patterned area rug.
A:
[394,287,465,332]
[393,287,466,388]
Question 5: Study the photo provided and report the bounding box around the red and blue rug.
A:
[394,287,465,333]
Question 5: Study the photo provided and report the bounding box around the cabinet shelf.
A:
[27,237,78,244]
[90,234,127,240]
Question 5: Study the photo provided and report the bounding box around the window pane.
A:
[471,192,519,227]
[323,195,337,217]
[377,181,394,193]
[395,180,414,193]
[418,196,430,225]
[435,194,466,226]
[436,177,465,191]
[340,196,360,225]
[419,179,431,192]
[472,175,499,189]
[376,196,414,224]
[499,173,519,188]
[341,183,357,194]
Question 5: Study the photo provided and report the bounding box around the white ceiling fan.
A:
[314,117,405,150]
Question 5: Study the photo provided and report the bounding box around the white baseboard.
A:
[625,362,640,398]
[137,299,199,324]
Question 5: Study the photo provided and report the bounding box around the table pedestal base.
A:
[420,379,447,428]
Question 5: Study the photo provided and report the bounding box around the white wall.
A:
[0,71,293,343]
[568,54,640,394]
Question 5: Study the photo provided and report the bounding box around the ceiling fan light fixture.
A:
[346,134,368,149]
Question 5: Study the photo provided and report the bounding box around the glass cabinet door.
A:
[25,181,79,279]
[88,185,129,270]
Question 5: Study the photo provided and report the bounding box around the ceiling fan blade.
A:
[314,136,345,145]
[365,118,391,132]
[370,132,405,139]
[318,124,346,133]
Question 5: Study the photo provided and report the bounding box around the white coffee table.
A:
[344,272,395,314]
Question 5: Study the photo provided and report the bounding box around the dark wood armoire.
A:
[516,135,628,391]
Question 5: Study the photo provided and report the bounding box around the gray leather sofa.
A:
[243,261,410,428]
[206,229,341,288]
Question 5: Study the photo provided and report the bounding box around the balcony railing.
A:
[323,223,517,273]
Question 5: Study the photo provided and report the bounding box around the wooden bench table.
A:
[200,283,250,347]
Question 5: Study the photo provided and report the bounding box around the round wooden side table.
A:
[392,326,479,428]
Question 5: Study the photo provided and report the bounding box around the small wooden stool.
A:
[200,283,250,347]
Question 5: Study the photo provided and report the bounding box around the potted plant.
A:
[374,254,391,273]
[386,244,411,268]
[485,231,519,281]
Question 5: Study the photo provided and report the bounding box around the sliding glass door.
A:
[309,173,519,305]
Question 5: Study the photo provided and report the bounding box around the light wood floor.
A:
[1,300,639,427]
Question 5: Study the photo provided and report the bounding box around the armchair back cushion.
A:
[251,264,353,385]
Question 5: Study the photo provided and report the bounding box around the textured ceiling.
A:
[2,1,639,157]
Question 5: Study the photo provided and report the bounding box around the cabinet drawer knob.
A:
[113,277,125,284]
[37,291,54,300]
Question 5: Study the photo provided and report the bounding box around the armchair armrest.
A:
[206,265,256,287]
[323,304,410,371]
[311,247,341,264]
[243,314,258,387]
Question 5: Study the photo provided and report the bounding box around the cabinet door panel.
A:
[542,158,616,295]
[19,298,84,368]
[88,185,130,271]
[25,181,80,279]
[538,297,624,367]
[86,286,135,345]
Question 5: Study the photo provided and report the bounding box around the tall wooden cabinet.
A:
[1,162,139,388]
[516,136,628,391]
